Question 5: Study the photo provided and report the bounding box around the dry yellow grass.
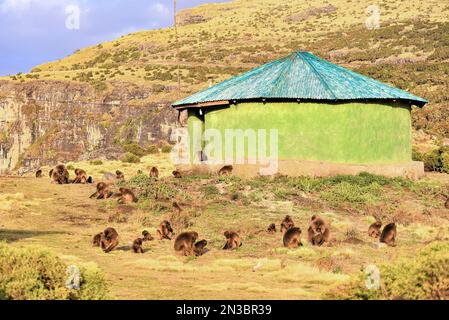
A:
[1,154,449,299]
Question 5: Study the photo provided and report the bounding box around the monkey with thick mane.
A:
[150,167,159,178]
[116,188,138,204]
[92,228,119,253]
[50,164,70,184]
[380,223,397,247]
[72,168,89,184]
[368,221,382,238]
[157,220,174,240]
[90,182,114,200]
[223,231,242,250]
[283,227,303,248]
[174,231,198,256]
[308,215,331,246]
[280,215,295,234]
[218,165,233,176]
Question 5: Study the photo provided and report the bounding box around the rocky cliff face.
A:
[0,80,178,173]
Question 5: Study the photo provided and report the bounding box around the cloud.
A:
[151,2,169,17]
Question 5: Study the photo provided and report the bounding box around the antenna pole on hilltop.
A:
[174,0,181,98]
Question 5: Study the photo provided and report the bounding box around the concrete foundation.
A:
[178,160,425,180]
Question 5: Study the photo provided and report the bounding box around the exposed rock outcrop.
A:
[0,80,177,173]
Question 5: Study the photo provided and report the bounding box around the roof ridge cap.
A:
[300,52,337,100]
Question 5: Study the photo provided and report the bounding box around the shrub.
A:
[66,164,75,171]
[201,185,220,199]
[146,144,159,154]
[123,143,147,157]
[89,160,103,166]
[0,243,109,300]
[417,147,449,173]
[161,144,173,153]
[121,152,141,163]
[320,181,383,207]
[326,241,449,300]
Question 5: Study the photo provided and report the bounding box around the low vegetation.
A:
[327,241,449,300]
[0,243,109,300]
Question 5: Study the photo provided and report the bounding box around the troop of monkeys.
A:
[271,214,397,248]
[92,216,239,256]
[91,211,397,257]
[39,163,446,255]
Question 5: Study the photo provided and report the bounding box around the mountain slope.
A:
[1,0,449,171]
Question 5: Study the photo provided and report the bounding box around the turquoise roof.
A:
[172,51,427,108]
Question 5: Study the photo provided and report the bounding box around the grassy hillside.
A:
[1,154,448,299]
[3,0,449,139]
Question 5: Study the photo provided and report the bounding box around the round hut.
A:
[171,52,427,179]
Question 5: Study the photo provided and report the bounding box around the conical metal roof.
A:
[172,51,427,108]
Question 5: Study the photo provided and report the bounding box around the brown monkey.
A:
[116,170,125,180]
[223,231,242,250]
[174,231,199,256]
[132,238,144,253]
[35,169,43,178]
[72,168,88,184]
[157,220,174,240]
[54,165,70,184]
[218,165,233,176]
[280,215,295,234]
[50,169,61,184]
[194,239,208,256]
[368,221,382,238]
[142,230,154,242]
[283,227,303,248]
[117,188,138,204]
[100,227,119,253]
[92,233,102,247]
[90,182,114,199]
[308,215,331,246]
[150,167,159,178]
[59,166,70,184]
[49,165,69,184]
[172,170,182,178]
[267,223,276,233]
[380,223,397,247]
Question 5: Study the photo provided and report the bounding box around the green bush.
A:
[123,143,147,157]
[121,152,141,163]
[147,144,159,154]
[326,241,449,300]
[161,144,173,153]
[66,164,75,171]
[414,147,449,173]
[320,181,383,207]
[0,243,109,300]
[89,160,103,166]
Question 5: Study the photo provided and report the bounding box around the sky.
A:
[0,0,229,75]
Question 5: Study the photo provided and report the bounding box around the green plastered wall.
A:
[187,101,413,165]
